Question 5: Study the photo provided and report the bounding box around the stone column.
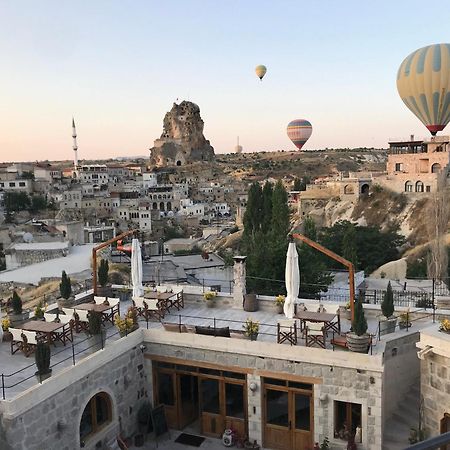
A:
[232,256,247,309]
[247,373,263,445]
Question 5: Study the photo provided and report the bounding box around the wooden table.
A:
[294,310,340,334]
[21,320,71,345]
[76,302,116,324]
[144,292,175,315]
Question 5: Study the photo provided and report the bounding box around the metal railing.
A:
[405,431,450,449]
[1,326,128,400]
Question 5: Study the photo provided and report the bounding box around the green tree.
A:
[381,281,394,318]
[59,270,72,300]
[352,299,368,336]
[98,259,109,287]
[243,182,263,238]
[2,192,30,213]
[298,217,334,298]
[261,181,273,233]
[342,224,358,268]
[293,177,309,191]
[30,195,47,212]
[11,291,22,314]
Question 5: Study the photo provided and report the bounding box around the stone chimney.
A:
[232,256,247,309]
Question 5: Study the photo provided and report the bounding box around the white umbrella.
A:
[284,242,300,319]
[131,238,144,298]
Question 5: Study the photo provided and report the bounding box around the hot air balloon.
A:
[255,65,267,80]
[287,119,312,150]
[397,43,450,135]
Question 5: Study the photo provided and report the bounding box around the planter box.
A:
[339,306,351,320]
[379,317,397,336]
[346,333,371,353]
[9,311,30,325]
[243,294,258,312]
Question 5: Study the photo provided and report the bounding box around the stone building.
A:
[149,101,215,167]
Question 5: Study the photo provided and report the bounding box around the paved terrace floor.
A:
[0,297,437,400]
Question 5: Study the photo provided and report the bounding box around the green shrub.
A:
[352,299,368,336]
[59,270,72,300]
[98,259,109,287]
[35,342,51,375]
[88,311,102,335]
[381,281,394,318]
[11,291,22,314]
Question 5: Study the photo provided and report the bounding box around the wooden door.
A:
[224,381,247,439]
[155,370,177,428]
[292,393,313,450]
[177,373,199,429]
[199,377,224,437]
[264,386,313,450]
[264,387,291,450]
[441,413,450,450]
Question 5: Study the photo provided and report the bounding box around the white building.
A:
[178,199,205,217]
[142,172,158,189]
[76,165,109,187]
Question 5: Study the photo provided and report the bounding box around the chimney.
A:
[410,134,414,142]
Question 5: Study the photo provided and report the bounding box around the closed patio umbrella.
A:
[284,242,300,319]
[131,238,144,298]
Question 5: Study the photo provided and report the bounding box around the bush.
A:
[352,299,368,336]
[11,291,22,314]
[381,282,394,318]
[98,259,109,287]
[88,311,102,335]
[59,270,72,300]
[35,342,51,375]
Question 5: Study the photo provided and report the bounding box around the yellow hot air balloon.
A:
[255,65,267,80]
[397,43,450,135]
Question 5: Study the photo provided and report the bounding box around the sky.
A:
[0,0,449,162]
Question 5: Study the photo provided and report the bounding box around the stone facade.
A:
[149,101,215,167]
[0,332,148,450]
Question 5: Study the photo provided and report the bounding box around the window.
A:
[19,182,25,187]
[395,163,403,172]
[9,182,15,187]
[415,181,424,192]
[79,392,112,443]
[334,401,362,442]
[431,163,442,173]
[405,181,413,192]
[426,185,431,192]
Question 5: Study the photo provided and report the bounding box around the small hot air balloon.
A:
[255,65,267,80]
[287,119,312,150]
[397,43,450,135]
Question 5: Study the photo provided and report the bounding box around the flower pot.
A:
[399,322,411,329]
[2,330,12,342]
[248,332,258,341]
[379,317,397,336]
[276,305,284,314]
[339,306,351,320]
[88,331,105,352]
[9,311,30,326]
[206,300,216,308]
[346,333,371,353]
[119,291,130,302]
[243,294,258,312]
[97,285,112,297]
[35,369,52,383]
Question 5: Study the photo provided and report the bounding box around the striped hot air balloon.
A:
[286,119,312,151]
[255,65,267,80]
[397,43,450,135]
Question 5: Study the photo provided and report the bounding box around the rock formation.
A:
[149,101,215,167]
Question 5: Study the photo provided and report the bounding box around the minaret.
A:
[235,136,243,154]
[72,117,79,168]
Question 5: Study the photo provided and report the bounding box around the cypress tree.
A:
[11,291,22,314]
[60,270,72,300]
[261,181,273,233]
[342,224,358,268]
[98,259,109,287]
[243,182,263,238]
[352,299,368,336]
[381,281,394,318]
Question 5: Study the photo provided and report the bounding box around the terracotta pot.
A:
[276,304,284,314]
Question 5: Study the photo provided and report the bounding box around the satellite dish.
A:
[23,232,34,243]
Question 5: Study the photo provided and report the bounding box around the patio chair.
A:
[103,298,120,324]
[169,289,184,311]
[305,321,326,348]
[132,297,147,318]
[62,307,75,318]
[277,319,298,346]
[44,313,58,322]
[57,315,74,343]
[74,309,89,333]
[10,327,25,355]
[156,285,167,293]
[144,298,163,321]
[21,330,38,357]
[94,296,107,305]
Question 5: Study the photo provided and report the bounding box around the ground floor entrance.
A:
[441,413,450,450]
[263,378,314,450]
[153,360,247,440]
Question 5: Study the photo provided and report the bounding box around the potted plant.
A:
[275,295,285,314]
[346,299,371,353]
[118,286,130,302]
[243,292,258,312]
[115,307,138,337]
[34,300,46,320]
[35,342,52,382]
[243,318,259,341]
[9,290,28,323]
[339,301,352,320]
[97,259,111,296]
[88,311,105,351]
[137,401,153,434]
[439,318,450,334]
[399,311,412,329]
[379,282,397,335]
[203,290,217,308]
[59,270,73,307]
[1,316,12,342]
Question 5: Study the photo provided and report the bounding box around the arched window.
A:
[80,392,112,443]
[405,181,413,192]
[167,201,172,211]
[360,184,370,195]
[176,160,182,166]
[415,181,424,192]
[160,202,165,211]
[344,185,354,194]
[431,163,442,173]
[152,202,157,210]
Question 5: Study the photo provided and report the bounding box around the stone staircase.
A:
[383,379,421,450]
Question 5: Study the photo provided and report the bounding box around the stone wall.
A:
[0,332,148,450]
[143,332,384,450]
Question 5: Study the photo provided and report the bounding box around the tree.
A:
[270,180,290,239]
[11,291,22,314]
[59,270,72,300]
[261,181,273,233]
[293,177,309,191]
[381,281,394,319]
[342,224,358,268]
[352,299,368,336]
[98,259,109,287]
[30,195,47,212]
[2,192,30,213]
[243,182,263,238]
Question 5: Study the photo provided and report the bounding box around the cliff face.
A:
[150,101,215,167]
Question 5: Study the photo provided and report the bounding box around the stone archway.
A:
[360,184,370,195]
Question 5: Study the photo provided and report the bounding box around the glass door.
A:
[177,373,199,429]
[292,393,313,450]
[264,388,291,450]
[199,377,224,437]
[224,381,246,438]
[155,370,177,427]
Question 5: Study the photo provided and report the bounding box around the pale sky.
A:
[1,0,449,162]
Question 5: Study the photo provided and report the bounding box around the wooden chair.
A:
[21,330,38,357]
[10,328,25,355]
[102,298,120,324]
[94,296,107,305]
[277,319,298,345]
[44,313,58,322]
[132,297,147,318]
[305,321,326,348]
[74,309,89,333]
[144,299,163,321]
[169,288,184,311]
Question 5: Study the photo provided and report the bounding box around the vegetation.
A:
[88,311,103,335]
[11,291,22,314]
[1,317,11,331]
[352,299,368,336]
[293,177,310,191]
[59,270,72,300]
[381,281,394,318]
[35,342,51,375]
[98,259,109,287]
[34,300,46,319]
[173,246,202,256]
[2,192,50,215]
[275,295,285,306]
[243,318,259,337]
